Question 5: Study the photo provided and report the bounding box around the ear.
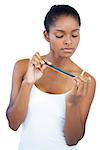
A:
[43,31,50,42]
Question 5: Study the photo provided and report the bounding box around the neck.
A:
[45,51,73,70]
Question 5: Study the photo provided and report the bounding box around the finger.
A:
[34,52,52,65]
[71,78,78,95]
[88,77,92,84]
[84,76,91,95]
[31,52,40,63]
[77,79,84,96]
[34,53,47,69]
[33,53,47,72]
[79,75,88,83]
[79,70,87,82]
[40,64,47,72]
[32,60,40,68]
[82,80,88,96]
[32,55,44,68]
[35,52,45,65]
[77,75,89,96]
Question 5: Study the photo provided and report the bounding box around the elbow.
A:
[66,138,81,146]
[65,133,84,146]
[66,136,83,146]
[6,109,20,131]
[9,124,19,131]
[67,140,78,146]
[8,121,19,131]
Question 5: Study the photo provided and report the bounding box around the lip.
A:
[62,48,74,52]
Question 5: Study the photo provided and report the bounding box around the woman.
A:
[6,5,96,150]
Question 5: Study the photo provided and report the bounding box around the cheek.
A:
[49,37,61,48]
[73,38,80,46]
[50,40,59,49]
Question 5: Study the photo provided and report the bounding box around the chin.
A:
[61,53,72,58]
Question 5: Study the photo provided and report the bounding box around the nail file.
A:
[43,60,76,78]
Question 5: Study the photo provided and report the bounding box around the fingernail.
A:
[88,77,91,81]
[77,82,80,86]
[41,60,45,65]
[73,78,77,84]
[36,65,40,68]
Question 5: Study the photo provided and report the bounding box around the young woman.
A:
[6,5,96,150]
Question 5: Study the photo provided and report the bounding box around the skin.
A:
[6,16,96,146]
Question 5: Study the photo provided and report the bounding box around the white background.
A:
[0,0,99,149]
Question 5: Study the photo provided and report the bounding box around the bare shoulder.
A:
[13,58,30,80]
[14,58,29,70]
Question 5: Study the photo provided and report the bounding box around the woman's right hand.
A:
[23,52,48,84]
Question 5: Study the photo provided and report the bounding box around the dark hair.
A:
[44,5,81,32]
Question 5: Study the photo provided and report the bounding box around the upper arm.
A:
[9,59,29,107]
[79,74,96,128]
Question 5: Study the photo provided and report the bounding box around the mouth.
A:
[62,48,74,53]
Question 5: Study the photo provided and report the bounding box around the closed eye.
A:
[72,35,79,38]
[56,35,64,38]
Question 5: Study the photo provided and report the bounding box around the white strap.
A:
[80,70,85,77]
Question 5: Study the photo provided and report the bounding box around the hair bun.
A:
[50,5,57,10]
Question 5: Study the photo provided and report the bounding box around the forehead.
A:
[50,16,80,32]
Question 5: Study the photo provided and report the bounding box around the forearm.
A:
[64,103,84,145]
[6,81,33,130]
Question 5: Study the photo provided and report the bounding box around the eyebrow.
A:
[55,29,80,33]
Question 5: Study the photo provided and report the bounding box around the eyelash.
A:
[72,35,78,38]
[56,35,79,38]
[56,35,63,38]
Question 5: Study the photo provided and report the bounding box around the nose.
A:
[64,35,72,45]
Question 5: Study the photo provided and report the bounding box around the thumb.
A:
[40,64,47,72]
[40,59,52,72]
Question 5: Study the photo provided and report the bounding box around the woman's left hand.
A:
[66,75,91,105]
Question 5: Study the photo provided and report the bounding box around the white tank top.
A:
[18,84,77,150]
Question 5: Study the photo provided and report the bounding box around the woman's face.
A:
[44,15,80,58]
